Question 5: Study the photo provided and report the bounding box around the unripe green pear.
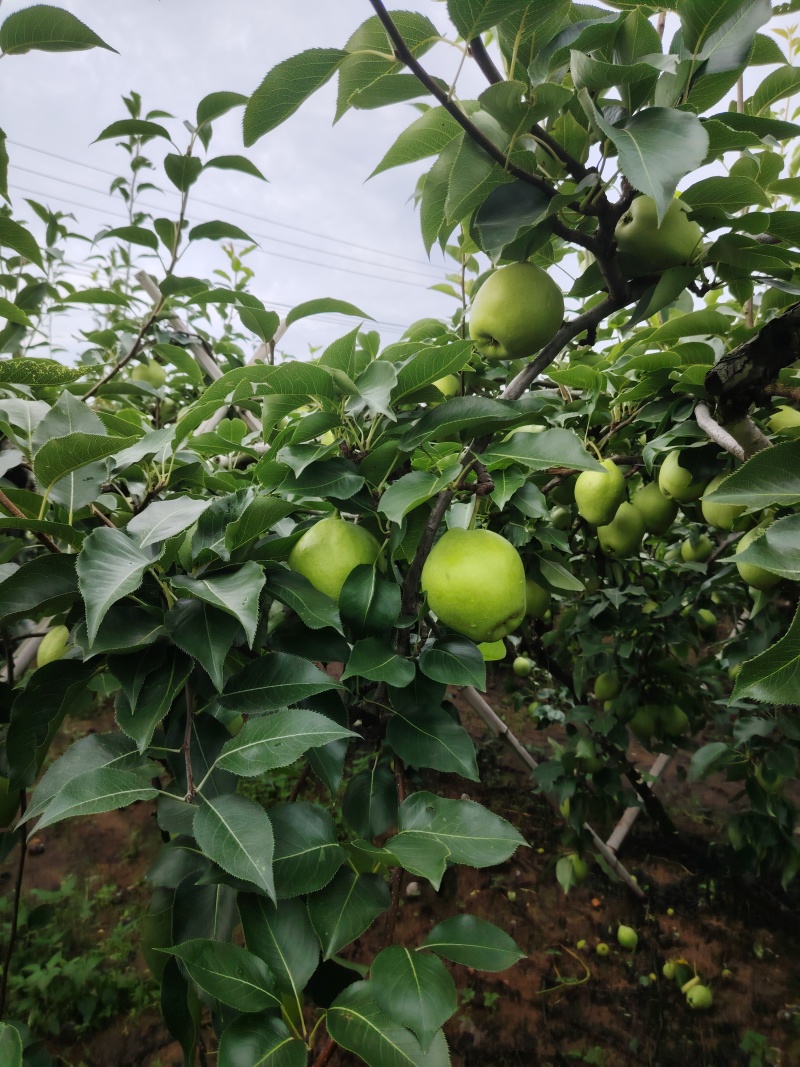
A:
[598,502,645,557]
[615,196,702,273]
[659,705,689,737]
[433,374,460,397]
[131,359,167,388]
[525,578,551,620]
[575,459,626,526]
[701,473,747,531]
[469,263,564,361]
[696,608,716,632]
[513,656,532,677]
[632,481,678,535]
[289,516,381,601]
[37,625,70,668]
[422,528,526,643]
[658,450,710,503]
[594,670,619,701]
[735,526,780,591]
[680,534,714,563]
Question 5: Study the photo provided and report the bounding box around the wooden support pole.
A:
[460,686,646,899]
[605,751,673,855]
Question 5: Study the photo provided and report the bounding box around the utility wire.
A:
[12,164,442,282]
[8,139,440,271]
[9,181,439,291]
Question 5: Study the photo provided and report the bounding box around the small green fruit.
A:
[469,262,564,361]
[617,925,638,951]
[658,451,709,503]
[596,942,610,957]
[422,529,526,643]
[680,534,713,563]
[433,374,460,397]
[614,196,702,273]
[525,578,551,620]
[513,656,532,678]
[575,459,627,526]
[37,625,70,668]
[659,705,689,738]
[598,502,645,557]
[632,481,678,535]
[226,715,245,737]
[289,516,381,602]
[550,506,572,530]
[594,671,620,701]
[131,358,167,388]
[696,608,716,632]
[735,526,781,591]
[686,984,713,1010]
[629,705,658,744]
[568,852,588,883]
[662,961,676,980]
[701,474,746,531]
[559,797,571,818]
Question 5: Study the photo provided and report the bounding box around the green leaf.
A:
[270,802,345,898]
[169,939,280,1012]
[422,914,525,971]
[221,653,339,714]
[190,220,256,243]
[172,562,265,646]
[371,946,457,1049]
[196,91,248,127]
[0,298,31,327]
[0,1023,23,1067]
[388,693,478,781]
[378,470,455,526]
[100,225,159,251]
[397,791,526,867]
[307,868,390,959]
[33,432,137,489]
[393,338,473,400]
[734,515,800,580]
[277,458,364,500]
[0,128,7,203]
[447,0,529,39]
[0,552,77,628]
[239,895,320,998]
[204,155,267,181]
[266,569,342,633]
[217,1016,306,1067]
[244,49,348,144]
[371,106,463,178]
[164,154,203,192]
[419,636,486,689]
[77,527,153,644]
[127,497,211,548]
[580,96,708,223]
[473,180,551,258]
[681,0,771,74]
[681,175,770,212]
[215,710,354,777]
[0,217,44,269]
[702,441,800,511]
[342,638,415,687]
[7,661,97,789]
[732,607,800,706]
[0,5,116,54]
[481,427,603,473]
[751,65,800,114]
[161,956,201,1064]
[0,356,83,384]
[60,288,131,305]
[94,118,171,142]
[381,834,450,889]
[34,766,157,831]
[328,982,451,1067]
[74,602,163,659]
[400,395,522,450]
[226,496,294,553]
[286,297,371,326]
[342,762,398,840]
[115,649,192,753]
[350,360,398,420]
[339,565,401,640]
[193,794,275,898]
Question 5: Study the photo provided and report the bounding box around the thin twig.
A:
[82,305,162,400]
[183,685,195,802]
[0,789,27,1016]
[399,489,454,622]
[0,489,60,554]
[694,402,746,461]
[382,757,407,946]
[312,1037,338,1067]
[289,763,311,803]
[90,503,117,529]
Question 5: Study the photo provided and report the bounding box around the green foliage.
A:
[1,2,800,1064]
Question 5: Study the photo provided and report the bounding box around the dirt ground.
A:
[3,672,799,1067]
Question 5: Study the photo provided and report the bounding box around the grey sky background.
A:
[3,1,487,357]
[1,2,791,362]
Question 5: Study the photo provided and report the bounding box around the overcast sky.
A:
[2,1,489,357]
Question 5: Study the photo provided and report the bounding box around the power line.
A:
[12,164,443,282]
[8,138,441,271]
[9,181,439,291]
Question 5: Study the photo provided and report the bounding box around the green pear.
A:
[574,459,626,526]
[767,404,800,435]
[680,534,713,563]
[421,528,526,643]
[701,473,747,530]
[696,608,717,632]
[614,196,702,273]
[632,481,678,535]
[469,262,564,361]
[525,578,551,619]
[433,374,460,397]
[131,358,167,388]
[598,502,645,557]
[289,516,381,601]
[513,656,532,677]
[659,705,689,737]
[594,670,620,701]
[629,705,658,744]
[735,526,781,591]
[37,625,70,668]
[658,450,710,503]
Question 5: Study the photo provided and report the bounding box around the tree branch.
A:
[82,303,162,401]
[367,0,555,197]
[183,685,195,802]
[0,489,60,554]
[0,789,27,1017]
[694,402,746,462]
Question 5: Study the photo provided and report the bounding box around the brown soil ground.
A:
[3,673,799,1067]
